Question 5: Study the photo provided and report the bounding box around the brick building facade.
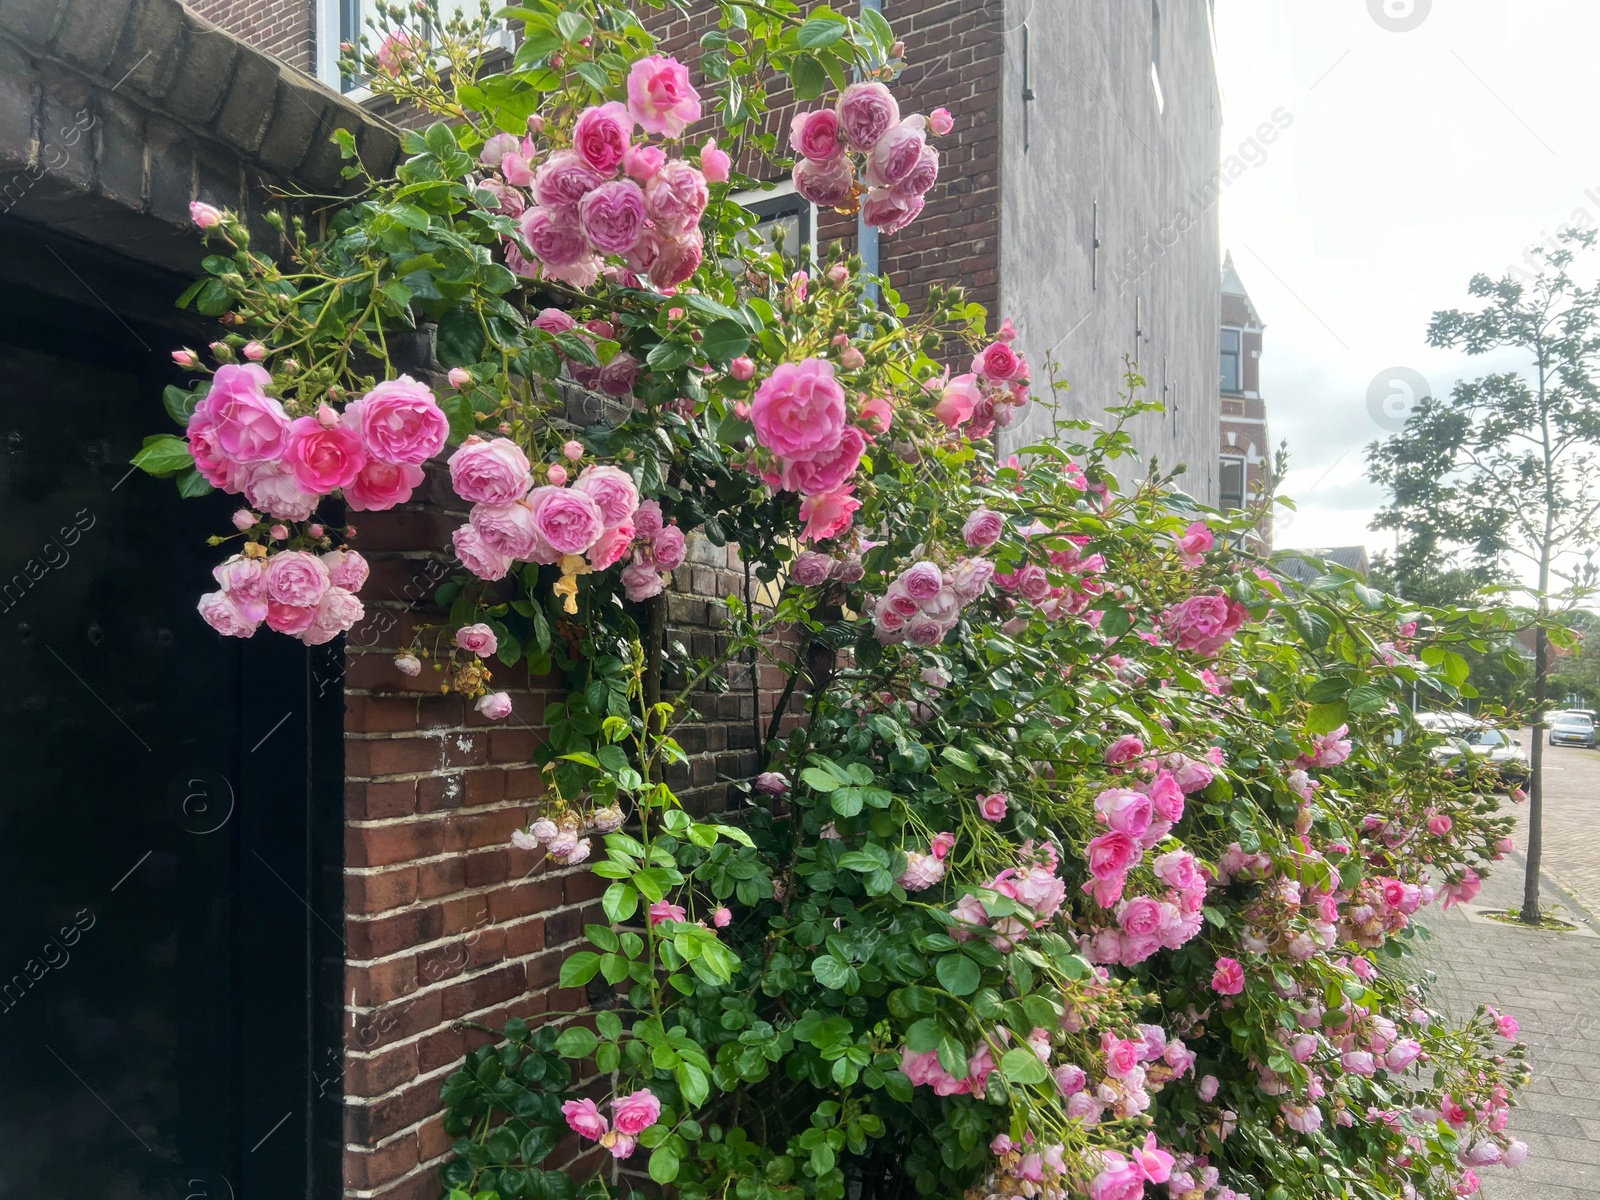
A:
[1218,250,1271,548]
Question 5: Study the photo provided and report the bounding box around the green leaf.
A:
[175,466,214,498]
[796,14,848,49]
[998,1046,1048,1086]
[701,318,751,363]
[163,385,201,428]
[1305,701,1349,735]
[602,883,638,922]
[438,390,478,444]
[648,1146,680,1184]
[131,434,194,478]
[554,1026,598,1058]
[436,307,486,368]
[789,52,827,100]
[811,955,852,990]
[558,951,601,987]
[935,954,981,996]
[801,767,841,792]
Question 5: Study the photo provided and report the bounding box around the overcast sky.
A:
[1212,0,1600,560]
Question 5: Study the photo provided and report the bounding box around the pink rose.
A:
[622,143,665,185]
[449,437,532,505]
[344,459,424,511]
[633,500,665,538]
[947,558,995,601]
[587,523,635,571]
[650,525,686,571]
[933,373,982,428]
[973,340,1021,382]
[621,558,665,601]
[475,691,512,720]
[529,485,605,555]
[978,792,1008,821]
[265,599,317,636]
[728,356,756,382]
[456,623,498,657]
[648,902,686,927]
[265,550,330,607]
[346,375,448,465]
[1152,849,1200,891]
[197,590,259,637]
[533,308,577,335]
[301,586,364,645]
[796,487,858,542]
[1119,896,1164,941]
[204,364,288,462]
[283,414,366,494]
[859,395,894,433]
[860,188,924,235]
[1085,830,1138,880]
[213,555,266,609]
[532,149,606,210]
[1211,956,1246,995]
[792,551,835,587]
[751,358,847,460]
[792,155,856,208]
[790,109,844,162]
[778,426,865,495]
[578,179,647,255]
[900,561,944,602]
[1146,771,1185,822]
[1162,592,1249,655]
[185,409,245,491]
[562,1098,608,1142]
[712,906,732,928]
[1096,788,1152,838]
[571,464,639,527]
[1175,520,1215,568]
[626,55,701,137]
[962,507,1004,549]
[864,116,927,189]
[520,206,593,272]
[836,81,900,151]
[500,151,534,187]
[453,523,512,581]
[644,160,709,236]
[1105,734,1145,764]
[649,228,703,288]
[471,499,544,562]
[479,132,518,167]
[242,461,318,521]
[572,101,633,173]
[700,137,730,183]
[321,549,369,592]
[190,201,223,228]
[928,107,954,136]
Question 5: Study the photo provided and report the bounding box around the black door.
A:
[0,226,344,1198]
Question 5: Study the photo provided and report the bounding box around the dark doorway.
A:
[0,224,344,1197]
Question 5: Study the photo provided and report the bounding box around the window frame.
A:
[728,181,820,270]
[1220,326,1242,395]
[1218,455,1246,511]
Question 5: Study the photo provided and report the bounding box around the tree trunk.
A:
[1522,620,1548,925]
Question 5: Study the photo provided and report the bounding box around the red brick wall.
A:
[189,0,317,74]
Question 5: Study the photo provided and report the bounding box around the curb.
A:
[1503,849,1600,938]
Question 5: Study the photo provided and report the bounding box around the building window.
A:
[1220,327,1241,394]
[727,183,817,267]
[1219,457,1246,511]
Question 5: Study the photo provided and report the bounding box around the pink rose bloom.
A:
[754,771,789,796]
[301,586,364,645]
[572,101,633,173]
[533,308,577,335]
[947,558,995,601]
[284,414,366,493]
[645,228,701,288]
[190,201,223,228]
[449,437,533,505]
[611,1088,662,1136]
[454,523,512,581]
[962,507,1004,549]
[344,459,424,511]
[621,559,665,601]
[1172,756,1215,793]
[978,792,1008,821]
[185,409,245,491]
[858,395,893,434]
[799,487,861,542]
[471,499,544,561]
[1097,788,1152,838]
[242,461,318,521]
[632,500,665,538]
[1089,1155,1145,1200]
[792,155,856,208]
[204,364,287,462]
[456,623,498,657]
[475,691,512,720]
[347,375,448,465]
[791,550,834,587]
[751,358,847,459]
[1176,520,1215,568]
[897,562,943,602]
[928,107,955,136]
[933,373,982,428]
[562,1098,608,1142]
[1105,734,1145,764]
[533,149,606,210]
[375,29,420,75]
[1428,813,1454,836]
[529,486,604,555]
[578,179,647,255]
[778,425,865,496]
[321,549,369,592]
[860,187,924,235]
[644,160,709,236]
[1162,592,1249,655]
[728,356,756,382]
[626,55,701,137]
[1146,771,1185,822]
[930,831,956,860]
[1211,956,1246,995]
[587,523,635,571]
[648,901,686,927]
[623,142,665,183]
[500,151,534,187]
[836,81,900,151]
[479,132,518,167]
[1085,830,1138,880]
[1384,1038,1422,1071]
[214,553,266,602]
[650,525,686,571]
[897,850,946,892]
[973,340,1022,382]
[864,116,927,189]
[700,138,731,183]
[1152,849,1200,891]
[520,205,593,271]
[265,551,330,607]
[197,590,259,637]
[790,109,844,162]
[571,464,639,526]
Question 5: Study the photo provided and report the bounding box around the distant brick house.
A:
[1218,250,1271,548]
[0,3,1226,1198]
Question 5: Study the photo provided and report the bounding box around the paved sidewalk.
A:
[1501,732,1600,918]
[1416,856,1600,1199]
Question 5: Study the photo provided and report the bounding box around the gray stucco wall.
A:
[996,0,1221,506]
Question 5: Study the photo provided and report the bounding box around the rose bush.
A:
[136,3,1530,1198]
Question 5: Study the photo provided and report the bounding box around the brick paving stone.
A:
[1415,844,1600,1199]
[1499,732,1600,921]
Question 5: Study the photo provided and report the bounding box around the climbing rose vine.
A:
[138,3,1531,1199]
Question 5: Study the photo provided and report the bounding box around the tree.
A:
[1369,228,1600,924]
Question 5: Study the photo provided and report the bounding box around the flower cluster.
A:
[482,55,714,290]
[869,557,995,645]
[199,545,368,643]
[510,803,625,867]
[789,83,948,235]
[931,322,1031,438]
[560,1087,661,1159]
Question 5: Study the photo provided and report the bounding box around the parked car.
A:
[1548,711,1598,748]
[1428,721,1529,786]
